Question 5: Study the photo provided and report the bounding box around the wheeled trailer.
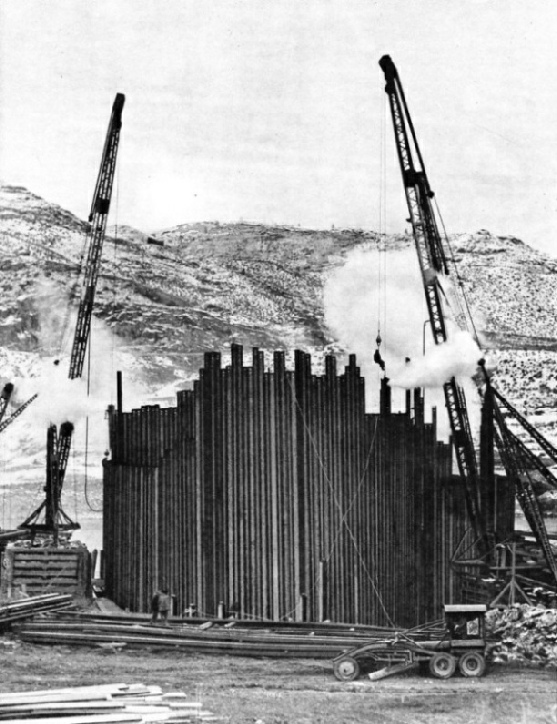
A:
[333,604,488,681]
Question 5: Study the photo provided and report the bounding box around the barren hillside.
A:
[1,183,556,540]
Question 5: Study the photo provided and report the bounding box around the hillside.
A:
[1,184,556,542]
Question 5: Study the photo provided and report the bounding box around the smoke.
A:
[324,244,484,414]
[4,311,149,466]
[389,326,482,389]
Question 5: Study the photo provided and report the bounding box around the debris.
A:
[487,604,557,668]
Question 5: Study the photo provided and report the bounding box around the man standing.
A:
[151,587,173,626]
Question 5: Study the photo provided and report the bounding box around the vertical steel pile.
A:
[104,345,472,627]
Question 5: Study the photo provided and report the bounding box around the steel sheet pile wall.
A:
[104,345,469,628]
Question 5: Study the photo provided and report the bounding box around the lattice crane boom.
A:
[0,393,39,434]
[69,92,125,380]
[379,55,487,553]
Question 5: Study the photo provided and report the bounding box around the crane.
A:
[378,55,487,554]
[379,55,557,583]
[2,96,124,446]
[69,92,125,379]
[483,373,557,582]
[19,422,78,543]
[18,93,125,539]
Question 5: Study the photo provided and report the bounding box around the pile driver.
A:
[379,55,557,583]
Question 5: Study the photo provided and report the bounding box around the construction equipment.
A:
[379,54,486,554]
[0,392,38,435]
[17,94,125,540]
[333,604,488,681]
[483,372,557,582]
[69,92,125,380]
[0,382,38,437]
[379,55,557,584]
[19,422,79,542]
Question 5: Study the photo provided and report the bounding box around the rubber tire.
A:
[458,652,486,678]
[333,656,361,682]
[429,652,456,679]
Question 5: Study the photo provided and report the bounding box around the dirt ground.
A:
[0,638,555,724]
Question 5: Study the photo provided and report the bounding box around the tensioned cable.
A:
[58,214,91,358]
[109,142,122,403]
[286,375,395,626]
[376,87,387,344]
[433,197,481,348]
[282,415,382,620]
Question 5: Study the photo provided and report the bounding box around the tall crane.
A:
[379,55,557,583]
[378,55,487,554]
[19,93,125,538]
[69,92,125,379]
[59,91,125,489]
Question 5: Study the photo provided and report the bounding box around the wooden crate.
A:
[1,546,91,599]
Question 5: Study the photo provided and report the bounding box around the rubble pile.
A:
[487,604,557,668]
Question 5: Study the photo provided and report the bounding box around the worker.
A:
[449,615,468,640]
[374,333,386,371]
[150,587,174,626]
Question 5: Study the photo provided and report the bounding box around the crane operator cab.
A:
[444,604,487,642]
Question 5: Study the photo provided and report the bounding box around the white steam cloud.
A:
[324,244,484,429]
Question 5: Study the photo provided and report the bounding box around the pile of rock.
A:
[487,605,557,668]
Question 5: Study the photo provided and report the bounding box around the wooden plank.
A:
[0,716,141,724]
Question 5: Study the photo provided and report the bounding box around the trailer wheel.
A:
[429,652,456,679]
[458,652,486,678]
[333,656,361,682]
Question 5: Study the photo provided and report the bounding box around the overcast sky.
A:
[1,1,556,256]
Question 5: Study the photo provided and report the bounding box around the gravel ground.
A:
[0,639,555,723]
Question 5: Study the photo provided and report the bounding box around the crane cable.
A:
[286,375,395,627]
[57,220,91,359]
[375,90,388,373]
[433,197,482,349]
[83,148,122,515]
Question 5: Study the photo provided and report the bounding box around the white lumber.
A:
[0,701,125,713]
[119,706,172,714]
[0,692,111,706]
[2,715,142,724]
[0,685,128,702]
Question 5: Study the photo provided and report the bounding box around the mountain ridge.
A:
[1,183,557,541]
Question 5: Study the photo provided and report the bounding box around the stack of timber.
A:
[17,611,446,658]
[0,683,223,722]
[1,541,92,599]
[0,593,73,626]
[104,345,514,628]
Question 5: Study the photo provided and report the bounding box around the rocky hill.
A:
[1,183,556,542]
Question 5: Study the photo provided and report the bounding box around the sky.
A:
[1,1,557,256]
